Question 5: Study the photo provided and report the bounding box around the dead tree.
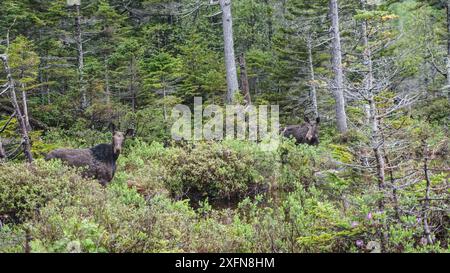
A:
[421,140,434,245]
[343,0,423,251]
[0,54,33,163]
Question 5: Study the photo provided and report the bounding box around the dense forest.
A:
[0,0,448,253]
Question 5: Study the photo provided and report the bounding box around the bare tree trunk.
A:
[329,0,348,133]
[307,35,319,118]
[370,101,385,197]
[422,141,434,245]
[360,0,387,250]
[0,54,33,163]
[20,82,31,131]
[219,0,239,103]
[384,147,401,220]
[238,52,251,105]
[369,98,387,252]
[360,11,373,96]
[75,4,87,108]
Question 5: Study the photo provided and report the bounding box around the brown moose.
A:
[45,129,134,185]
[281,117,320,146]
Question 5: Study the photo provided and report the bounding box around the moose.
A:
[45,129,134,185]
[281,117,320,146]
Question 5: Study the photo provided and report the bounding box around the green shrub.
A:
[279,139,327,190]
[0,159,102,223]
[1,133,447,253]
[161,141,273,202]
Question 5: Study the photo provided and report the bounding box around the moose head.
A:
[112,129,134,155]
[303,117,320,146]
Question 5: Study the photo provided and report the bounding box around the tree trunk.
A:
[361,0,387,251]
[422,141,434,245]
[219,0,239,103]
[20,83,32,131]
[307,35,319,119]
[0,55,33,163]
[384,147,401,220]
[370,100,385,197]
[329,0,348,133]
[360,8,373,96]
[75,4,87,108]
[238,52,251,105]
[369,97,387,252]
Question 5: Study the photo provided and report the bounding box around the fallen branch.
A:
[0,104,48,130]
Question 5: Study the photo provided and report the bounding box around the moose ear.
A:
[125,128,135,137]
[304,116,311,124]
[316,117,321,124]
[108,123,117,134]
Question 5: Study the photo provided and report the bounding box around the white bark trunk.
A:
[307,36,319,119]
[21,83,31,131]
[329,0,348,133]
[219,0,239,104]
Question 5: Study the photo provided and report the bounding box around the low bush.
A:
[0,159,102,223]
[0,138,447,253]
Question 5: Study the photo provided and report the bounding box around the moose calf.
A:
[45,129,134,185]
[281,117,320,146]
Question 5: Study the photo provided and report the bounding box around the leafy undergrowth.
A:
[0,139,448,253]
